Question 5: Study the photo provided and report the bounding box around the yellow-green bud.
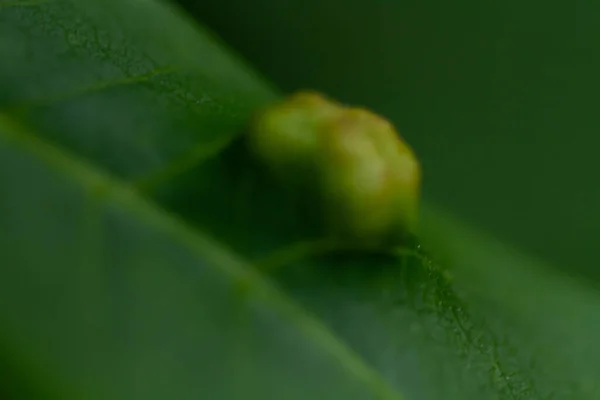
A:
[247,91,421,243]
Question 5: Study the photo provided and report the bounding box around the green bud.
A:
[247,91,421,243]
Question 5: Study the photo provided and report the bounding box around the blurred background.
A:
[177,0,600,281]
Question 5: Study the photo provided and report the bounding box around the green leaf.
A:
[1,1,600,400]
[0,113,398,400]
[0,1,396,399]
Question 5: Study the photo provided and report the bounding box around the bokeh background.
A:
[178,0,600,280]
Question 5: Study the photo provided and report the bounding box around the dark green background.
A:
[178,0,600,279]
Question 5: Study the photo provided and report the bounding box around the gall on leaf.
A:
[247,90,421,245]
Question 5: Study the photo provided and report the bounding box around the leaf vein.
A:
[5,65,176,112]
[133,130,237,192]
